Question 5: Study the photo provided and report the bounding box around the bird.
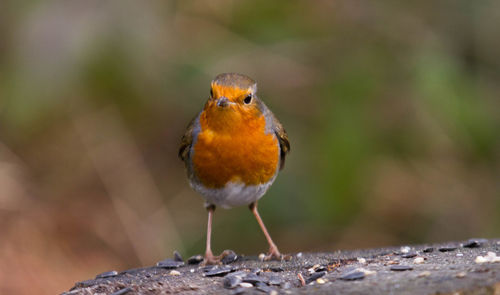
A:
[179,73,290,265]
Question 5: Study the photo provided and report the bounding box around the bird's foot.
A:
[259,245,288,261]
[201,250,236,265]
[201,252,219,266]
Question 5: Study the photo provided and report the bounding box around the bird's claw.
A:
[262,246,291,261]
[201,249,235,265]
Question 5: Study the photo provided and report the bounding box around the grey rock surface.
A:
[63,239,500,295]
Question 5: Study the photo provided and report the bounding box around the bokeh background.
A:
[1,0,499,294]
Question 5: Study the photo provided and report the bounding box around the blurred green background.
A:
[1,0,499,294]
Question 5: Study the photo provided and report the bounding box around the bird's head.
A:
[202,73,262,132]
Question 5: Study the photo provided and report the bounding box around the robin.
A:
[179,73,290,264]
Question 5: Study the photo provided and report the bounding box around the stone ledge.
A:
[64,239,500,295]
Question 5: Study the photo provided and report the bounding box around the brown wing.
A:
[178,114,199,163]
[272,114,290,170]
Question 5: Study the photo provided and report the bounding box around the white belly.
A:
[190,179,275,209]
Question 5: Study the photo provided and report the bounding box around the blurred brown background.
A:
[1,1,499,294]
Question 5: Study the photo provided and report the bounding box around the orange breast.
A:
[192,112,279,188]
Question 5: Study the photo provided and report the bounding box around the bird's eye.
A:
[243,95,252,104]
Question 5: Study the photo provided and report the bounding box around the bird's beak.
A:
[216,97,233,108]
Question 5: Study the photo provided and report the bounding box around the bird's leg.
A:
[249,202,281,260]
[202,204,218,265]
